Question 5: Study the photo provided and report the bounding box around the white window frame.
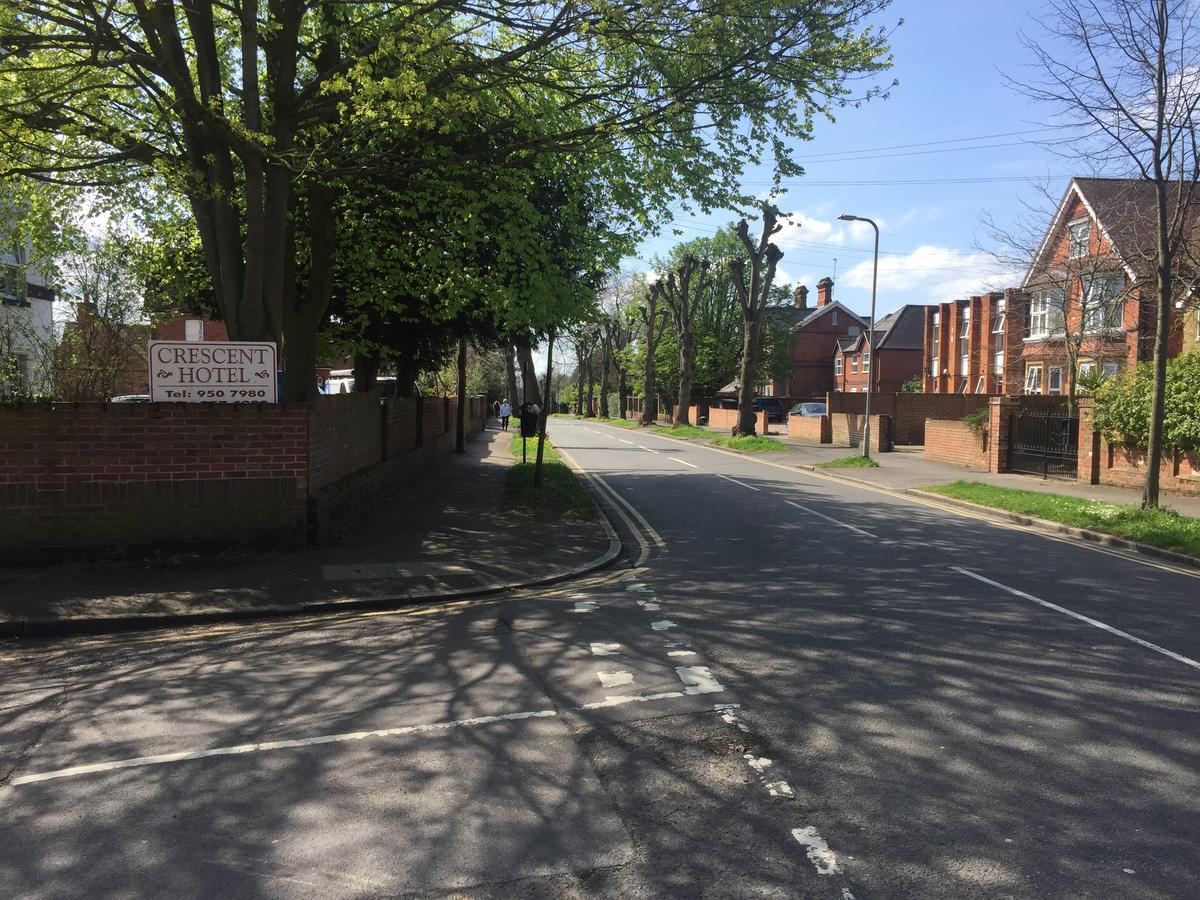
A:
[959,352,968,377]
[975,375,986,394]
[993,350,1004,375]
[930,356,939,377]
[834,356,843,376]
[1102,362,1120,377]
[1078,361,1096,377]
[851,355,858,373]
[1048,366,1064,395]
[958,306,971,339]
[1024,364,1043,394]
[184,319,204,342]
[1028,291,1064,338]
[990,298,1006,334]
[1084,274,1125,331]
[1068,219,1090,259]
[862,351,871,373]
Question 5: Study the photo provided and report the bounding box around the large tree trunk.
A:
[516,341,539,405]
[619,371,629,419]
[504,343,519,408]
[575,359,585,415]
[1143,245,1172,508]
[282,180,335,403]
[455,334,467,453]
[584,357,596,417]
[674,328,694,426]
[734,316,761,436]
[352,353,378,392]
[599,344,612,418]
[534,329,555,486]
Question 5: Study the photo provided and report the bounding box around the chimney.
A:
[816,277,834,307]
[794,285,809,310]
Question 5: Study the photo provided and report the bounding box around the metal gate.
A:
[1008,408,1079,478]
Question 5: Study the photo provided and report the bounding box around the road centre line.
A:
[9,689,717,788]
[637,445,659,454]
[953,566,1200,671]
[668,456,698,468]
[785,500,873,537]
[717,473,760,492]
[618,438,635,445]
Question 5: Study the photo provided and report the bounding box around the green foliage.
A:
[1092,353,1200,452]
[961,406,989,434]
[505,434,597,520]
[819,454,880,468]
[650,423,712,439]
[922,481,1200,557]
[900,376,923,393]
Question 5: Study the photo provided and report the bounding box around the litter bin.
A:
[519,403,540,439]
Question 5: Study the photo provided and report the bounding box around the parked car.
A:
[789,401,826,419]
[752,397,785,422]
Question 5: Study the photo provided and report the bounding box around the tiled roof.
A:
[873,304,928,350]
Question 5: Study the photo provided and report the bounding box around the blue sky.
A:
[628,0,1077,321]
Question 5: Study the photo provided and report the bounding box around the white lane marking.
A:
[667,650,697,657]
[571,600,598,613]
[786,500,873,537]
[626,583,652,592]
[953,566,1200,671]
[581,690,684,709]
[597,671,635,688]
[590,642,621,656]
[636,599,662,611]
[668,456,698,468]
[675,665,724,694]
[792,826,844,876]
[766,781,795,798]
[650,619,677,631]
[637,445,659,454]
[618,438,635,445]
[744,754,772,774]
[717,473,760,492]
[10,709,561,786]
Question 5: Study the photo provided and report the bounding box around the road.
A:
[2,415,1198,899]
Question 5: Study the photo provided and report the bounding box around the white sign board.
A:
[149,340,277,402]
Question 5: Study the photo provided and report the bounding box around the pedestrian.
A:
[492,399,500,420]
[499,399,511,431]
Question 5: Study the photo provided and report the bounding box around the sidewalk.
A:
[678,421,1200,517]
[0,425,617,636]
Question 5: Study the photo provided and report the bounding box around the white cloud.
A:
[839,244,1022,304]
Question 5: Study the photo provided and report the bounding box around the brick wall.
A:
[1076,399,1200,495]
[0,393,487,561]
[827,392,992,445]
[0,402,308,560]
[788,414,830,444]
[703,406,769,434]
[830,413,891,452]
[923,419,989,470]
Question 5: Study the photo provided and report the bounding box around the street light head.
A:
[838,214,859,222]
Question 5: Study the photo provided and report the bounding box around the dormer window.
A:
[1068,219,1090,259]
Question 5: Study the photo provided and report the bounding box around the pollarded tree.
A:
[729,207,786,436]
[658,256,710,425]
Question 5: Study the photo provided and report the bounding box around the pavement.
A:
[0,422,616,635]
[1,415,1198,898]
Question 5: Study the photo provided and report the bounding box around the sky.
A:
[624,0,1080,324]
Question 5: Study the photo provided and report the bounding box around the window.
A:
[993,350,1004,375]
[930,356,939,377]
[862,351,871,373]
[1102,362,1120,377]
[1078,361,1096,377]
[959,352,968,377]
[1,241,26,266]
[832,311,838,325]
[1084,275,1124,330]
[990,297,1006,334]
[959,305,971,339]
[851,355,858,373]
[1048,366,1063,395]
[1028,291,1063,337]
[975,376,986,393]
[1068,219,1090,258]
[1024,364,1043,394]
[0,265,26,302]
[834,356,843,376]
[184,319,204,342]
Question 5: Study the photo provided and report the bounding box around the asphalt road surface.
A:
[2,415,1198,899]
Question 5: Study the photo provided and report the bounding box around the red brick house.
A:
[922,290,1027,394]
[763,277,867,398]
[834,304,928,393]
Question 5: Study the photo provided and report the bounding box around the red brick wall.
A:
[788,414,830,443]
[923,419,989,470]
[830,412,890,452]
[1076,399,1200,494]
[703,406,769,434]
[308,393,382,490]
[0,402,308,558]
[827,392,991,445]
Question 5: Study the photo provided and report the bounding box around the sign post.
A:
[148,341,278,403]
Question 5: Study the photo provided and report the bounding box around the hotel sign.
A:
[149,340,277,402]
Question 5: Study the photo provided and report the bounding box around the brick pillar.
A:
[1077,398,1101,484]
[987,396,1016,473]
[873,414,892,453]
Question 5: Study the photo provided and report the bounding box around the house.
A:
[1025,177,1200,394]
[0,237,55,396]
[834,304,928,393]
[922,290,1027,394]
[762,277,867,398]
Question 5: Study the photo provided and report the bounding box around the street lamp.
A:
[838,214,879,460]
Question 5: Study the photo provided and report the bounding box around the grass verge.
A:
[650,423,712,439]
[819,455,881,468]
[505,433,597,520]
[591,416,640,429]
[710,434,788,453]
[921,480,1200,557]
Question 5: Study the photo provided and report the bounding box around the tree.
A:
[1,0,894,398]
[639,282,669,426]
[729,208,786,436]
[1014,0,1200,507]
[659,256,711,425]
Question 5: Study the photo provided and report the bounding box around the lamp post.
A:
[838,214,879,459]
